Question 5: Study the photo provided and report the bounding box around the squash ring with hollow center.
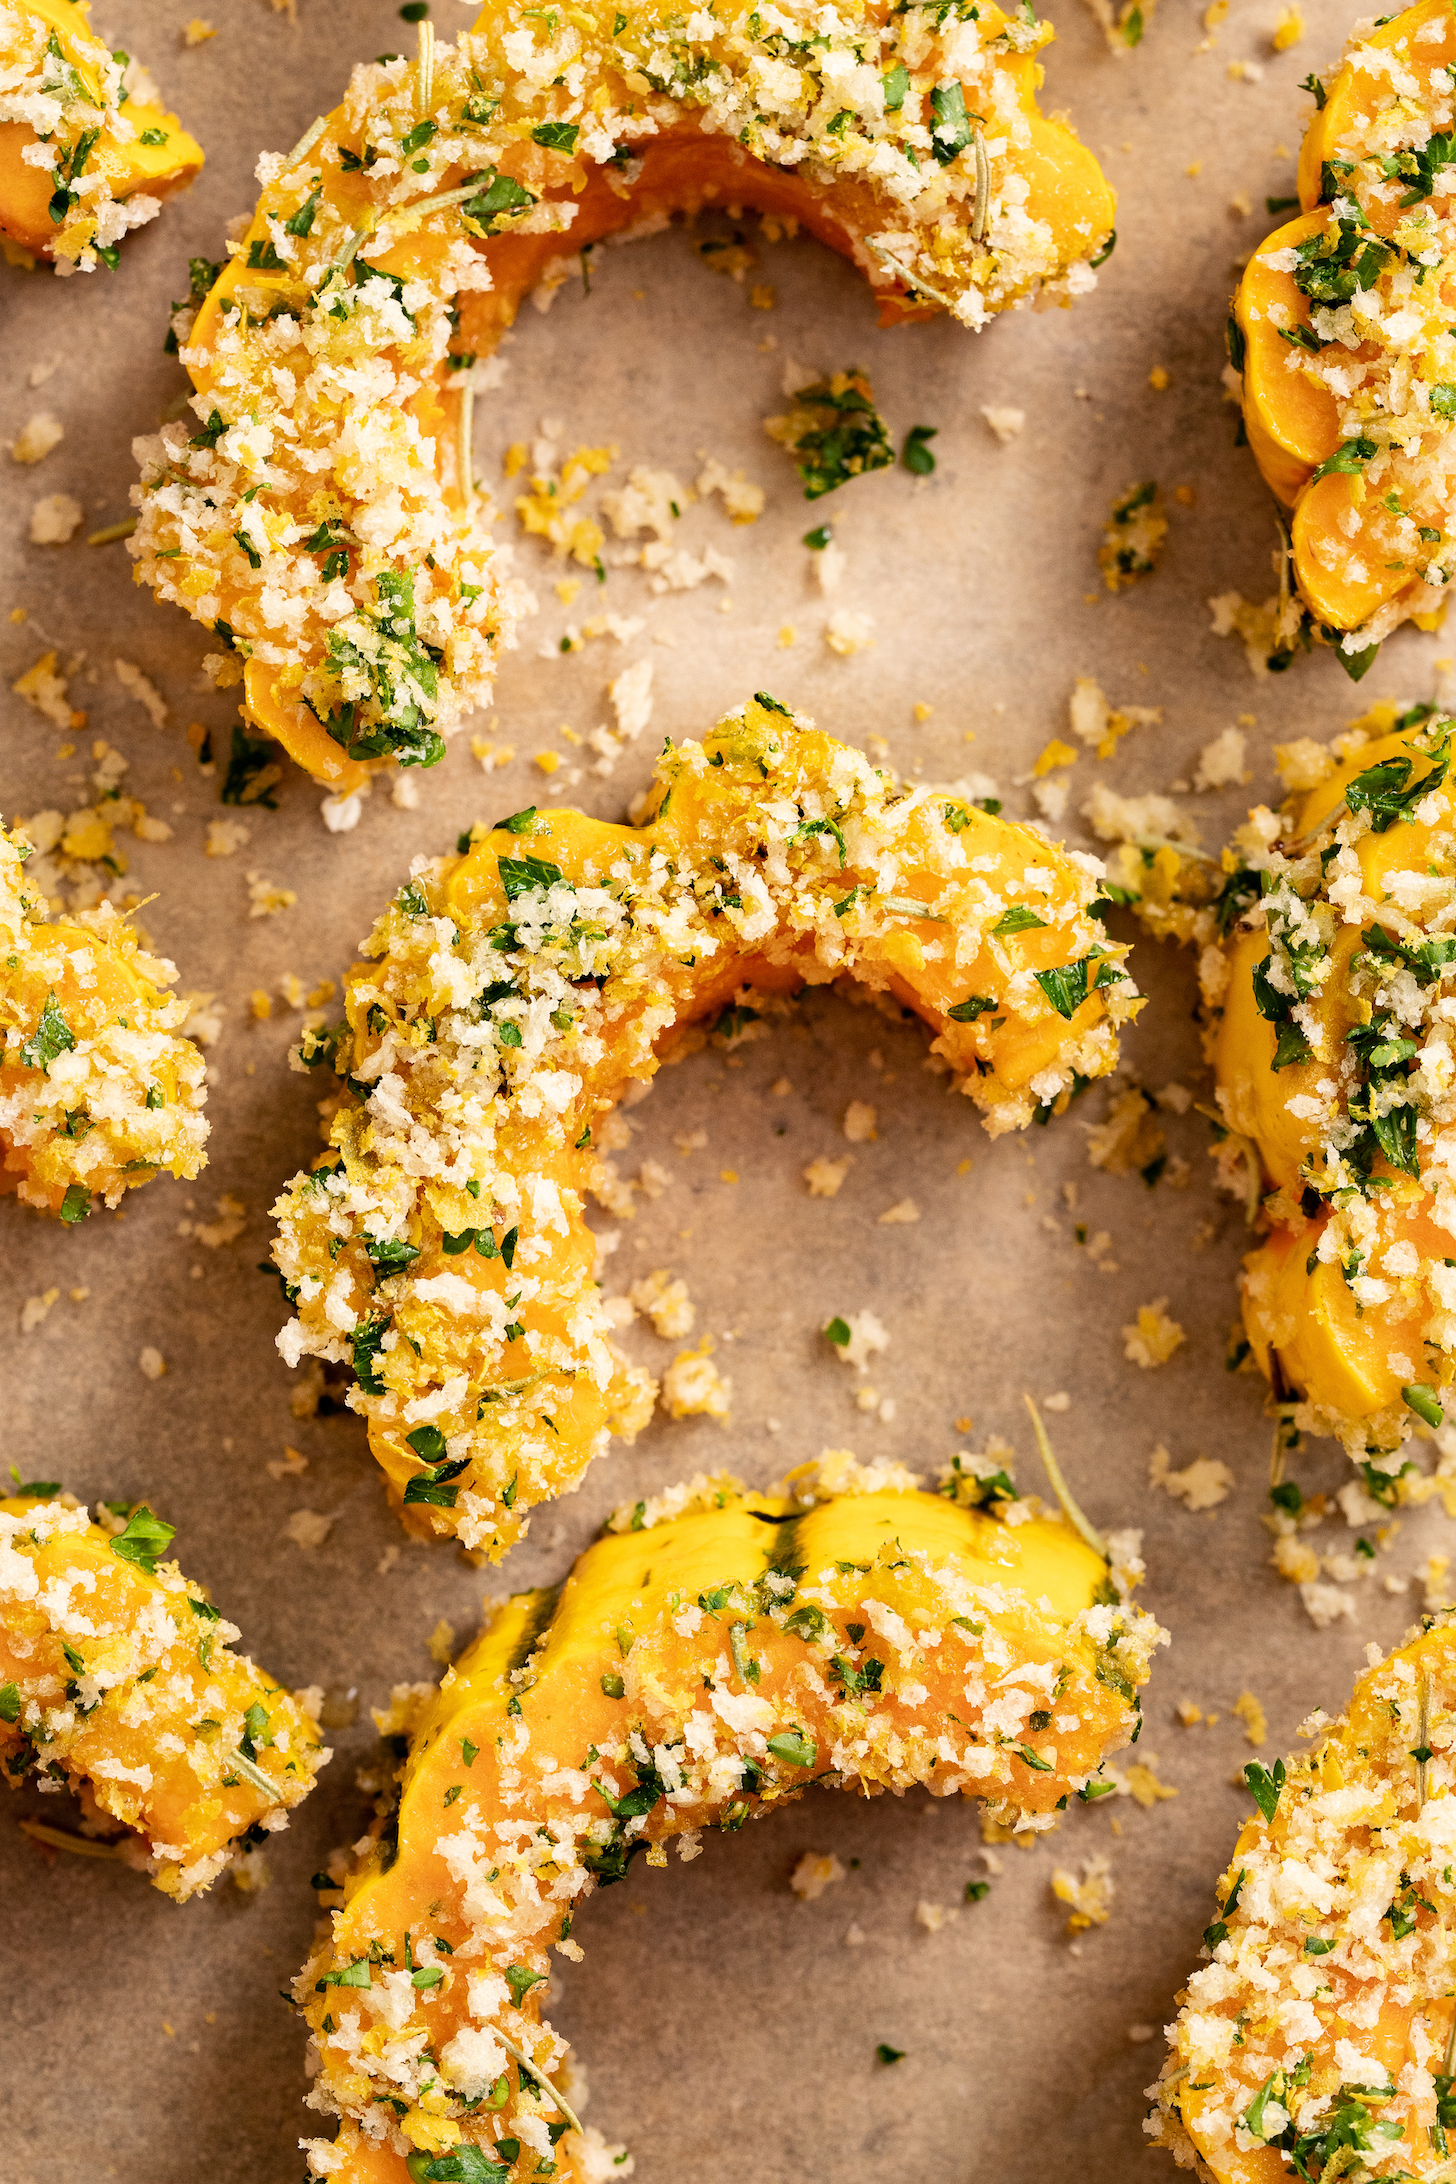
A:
[269,702,1141,1560]
[1231,0,1456,673]
[128,2,1115,795]
[296,1460,1163,2184]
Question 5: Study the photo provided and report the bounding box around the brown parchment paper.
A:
[7,0,1456,2176]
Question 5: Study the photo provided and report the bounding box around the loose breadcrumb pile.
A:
[0,0,199,271]
[298,1459,1163,2180]
[0,819,208,1216]
[0,1493,327,1898]
[130,2,1110,784]
[1149,1614,1456,2182]
[269,703,1138,1558]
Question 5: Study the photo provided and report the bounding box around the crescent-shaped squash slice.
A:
[0,1492,328,1898]
[129,4,1113,791]
[269,703,1143,1559]
[296,1463,1165,2182]
[0,818,209,1217]
[0,0,202,271]
[1212,707,1456,1453]
[1230,0,1456,662]
[1150,1612,1456,2182]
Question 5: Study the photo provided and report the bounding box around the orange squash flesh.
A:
[270,704,1143,1559]
[296,1472,1163,2183]
[0,1494,327,1898]
[1149,1616,1456,2181]
[1212,709,1456,1448]
[131,2,1113,790]
[0,820,208,1215]
[0,0,201,270]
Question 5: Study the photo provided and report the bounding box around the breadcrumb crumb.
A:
[1123,1300,1185,1368]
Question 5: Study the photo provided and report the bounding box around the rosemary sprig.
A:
[227,1747,279,1800]
[417,15,435,119]
[18,1818,125,1860]
[494,2027,584,2139]
[283,115,326,171]
[1023,1394,1108,1557]
[971,126,990,244]
[866,237,957,312]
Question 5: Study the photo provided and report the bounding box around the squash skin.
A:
[1230,0,1456,656]
[296,1469,1164,2183]
[269,704,1142,1559]
[1149,1614,1456,2182]
[129,1,1113,791]
[1211,706,1456,1454]
[0,1494,327,1898]
[0,0,202,271]
[0,820,208,1215]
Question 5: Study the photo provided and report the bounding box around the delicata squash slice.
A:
[0,819,208,1220]
[1207,702,1456,1458]
[0,0,202,273]
[130,5,1114,793]
[270,704,1140,1560]
[1149,1613,1456,2183]
[1232,0,1456,672]
[0,1491,328,1899]
[296,1461,1163,2183]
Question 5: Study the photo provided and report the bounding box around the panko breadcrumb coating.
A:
[1207,705,1456,1462]
[269,702,1141,1559]
[129,2,1114,793]
[298,1460,1163,2182]
[1232,0,1456,673]
[0,0,202,272]
[1149,1612,1456,2183]
[0,819,208,1218]
[0,1492,328,1899]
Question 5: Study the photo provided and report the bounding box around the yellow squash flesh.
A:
[0,1494,327,1898]
[130,1,1113,790]
[1211,705,1456,1455]
[0,820,208,1216]
[297,1466,1164,2183]
[1231,0,1456,662]
[1150,1615,1456,2182]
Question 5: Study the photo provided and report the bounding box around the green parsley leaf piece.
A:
[901,424,938,475]
[1244,1757,1286,1824]
[766,1727,817,1769]
[20,991,76,1073]
[110,1506,176,1577]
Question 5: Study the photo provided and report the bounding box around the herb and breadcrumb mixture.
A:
[1233,0,1456,670]
[1204,705,1456,1463]
[0,0,203,273]
[129,0,1113,793]
[1149,1612,1456,2182]
[0,1491,328,1899]
[0,818,208,1217]
[297,1459,1163,2182]
[269,702,1140,1559]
